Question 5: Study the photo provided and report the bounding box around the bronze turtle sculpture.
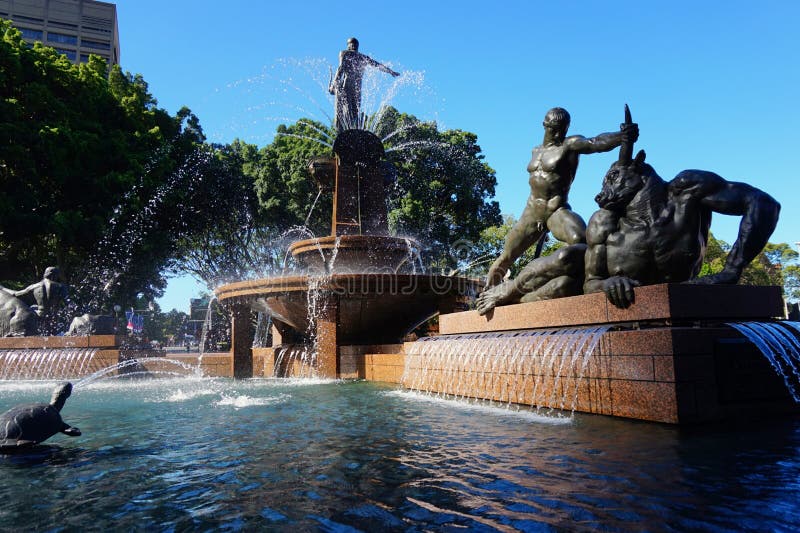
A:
[0,382,81,452]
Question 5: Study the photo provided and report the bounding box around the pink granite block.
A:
[610,380,678,423]
[610,355,655,381]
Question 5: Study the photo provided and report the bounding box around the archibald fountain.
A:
[215,38,480,379]
[0,38,797,427]
[214,40,799,424]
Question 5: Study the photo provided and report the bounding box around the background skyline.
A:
[112,0,799,312]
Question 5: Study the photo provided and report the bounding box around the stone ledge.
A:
[439,284,784,335]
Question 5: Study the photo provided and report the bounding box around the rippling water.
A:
[0,378,798,531]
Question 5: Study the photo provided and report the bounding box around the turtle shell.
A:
[0,403,64,450]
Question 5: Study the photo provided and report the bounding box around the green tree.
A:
[377,107,501,269]
[468,215,563,278]
[699,233,798,300]
[0,20,228,320]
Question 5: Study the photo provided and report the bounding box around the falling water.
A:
[727,321,800,402]
[75,357,204,387]
[273,344,317,378]
[253,312,272,348]
[0,348,99,379]
[402,326,610,414]
[198,295,218,359]
[304,189,323,227]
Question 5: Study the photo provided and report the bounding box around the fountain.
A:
[215,127,481,379]
[213,60,799,424]
[2,37,800,531]
[1,39,798,428]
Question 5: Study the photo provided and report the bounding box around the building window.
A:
[81,39,110,51]
[19,27,44,41]
[48,32,78,45]
[48,20,78,30]
[54,48,77,61]
[12,15,44,24]
[83,26,111,34]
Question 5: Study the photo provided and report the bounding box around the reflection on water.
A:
[0,379,798,531]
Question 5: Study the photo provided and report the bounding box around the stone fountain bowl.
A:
[288,235,421,274]
[215,273,482,345]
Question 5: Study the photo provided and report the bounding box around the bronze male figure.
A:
[485,107,637,288]
[329,37,399,132]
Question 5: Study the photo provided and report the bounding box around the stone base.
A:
[401,284,797,424]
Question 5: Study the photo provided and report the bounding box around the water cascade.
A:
[727,321,800,401]
[0,348,99,379]
[403,326,609,413]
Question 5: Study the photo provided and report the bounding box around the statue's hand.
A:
[621,122,639,144]
[390,69,400,77]
[603,276,640,309]
[687,269,740,285]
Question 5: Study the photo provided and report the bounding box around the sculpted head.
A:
[43,266,61,282]
[347,37,359,51]
[543,107,570,142]
[595,150,649,211]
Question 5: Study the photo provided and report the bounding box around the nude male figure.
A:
[477,113,779,315]
[329,37,399,132]
[4,266,68,317]
[485,107,638,288]
[584,150,780,308]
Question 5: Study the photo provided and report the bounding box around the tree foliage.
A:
[700,233,799,300]
[377,107,501,269]
[208,109,502,279]
[0,20,230,316]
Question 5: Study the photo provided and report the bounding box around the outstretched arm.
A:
[565,123,639,155]
[363,54,400,77]
[675,170,781,284]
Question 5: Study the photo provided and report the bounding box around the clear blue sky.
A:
[113,0,800,312]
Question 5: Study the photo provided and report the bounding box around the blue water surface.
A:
[0,378,798,531]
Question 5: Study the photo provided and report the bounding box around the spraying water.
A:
[403,326,610,415]
[727,321,800,402]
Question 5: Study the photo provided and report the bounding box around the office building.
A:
[0,0,119,65]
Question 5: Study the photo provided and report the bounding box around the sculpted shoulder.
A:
[586,209,618,246]
[669,169,726,198]
[561,135,588,149]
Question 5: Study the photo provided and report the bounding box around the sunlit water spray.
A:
[403,326,610,416]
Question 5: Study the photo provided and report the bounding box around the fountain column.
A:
[315,296,339,378]
[331,129,388,236]
[230,303,253,378]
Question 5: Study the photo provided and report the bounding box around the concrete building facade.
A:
[0,0,119,65]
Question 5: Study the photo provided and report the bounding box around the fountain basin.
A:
[288,235,420,274]
[215,273,481,345]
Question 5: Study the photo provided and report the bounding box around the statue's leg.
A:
[515,243,587,294]
[486,208,543,287]
[547,207,587,244]
[519,275,582,302]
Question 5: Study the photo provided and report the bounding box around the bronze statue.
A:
[584,136,780,309]
[484,107,638,288]
[5,266,68,318]
[477,243,587,315]
[0,290,38,336]
[0,266,68,335]
[0,382,81,451]
[477,107,780,313]
[329,37,399,132]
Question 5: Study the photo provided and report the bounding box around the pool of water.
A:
[0,378,798,531]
